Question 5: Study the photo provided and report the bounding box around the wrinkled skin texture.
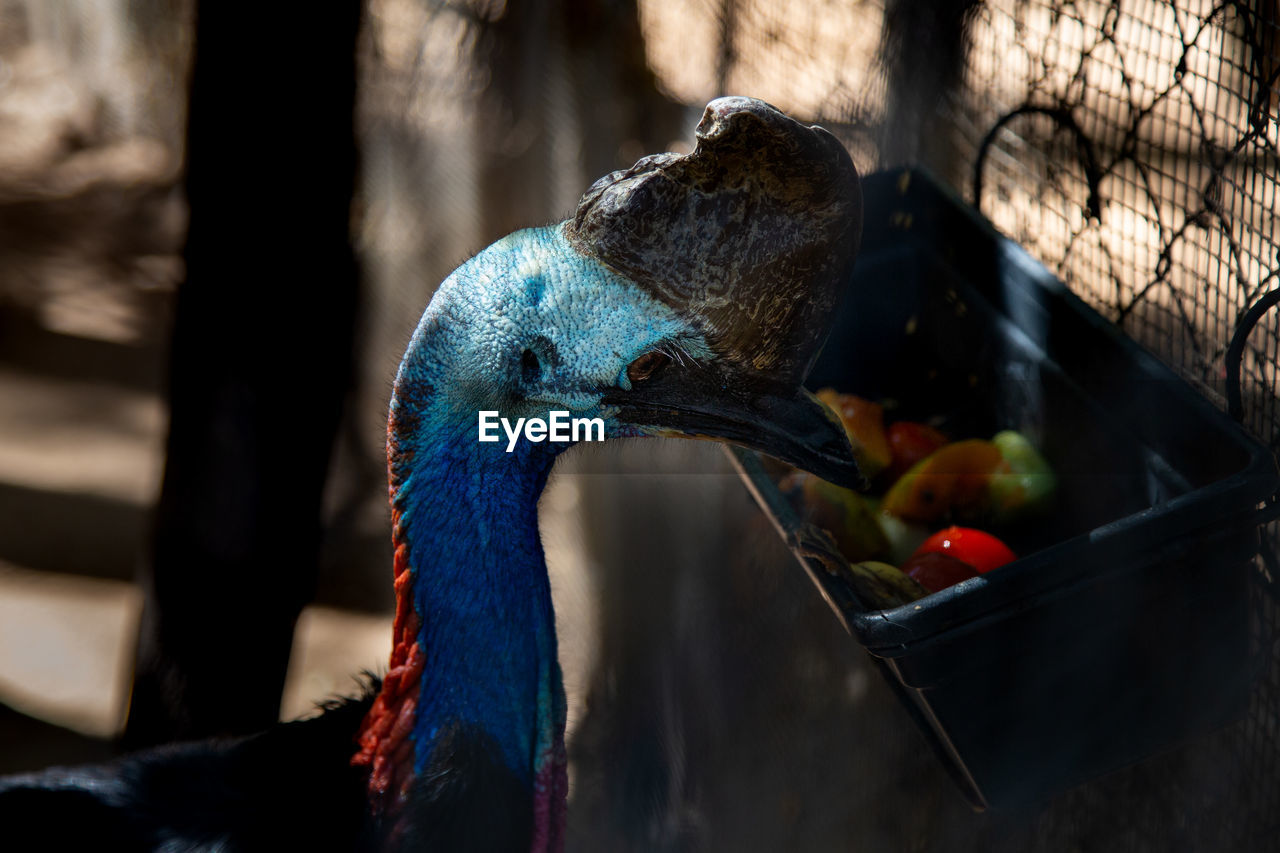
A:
[566,96,863,385]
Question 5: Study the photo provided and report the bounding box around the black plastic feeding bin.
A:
[729,169,1280,811]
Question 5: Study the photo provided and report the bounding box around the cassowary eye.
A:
[626,350,670,384]
[521,348,541,384]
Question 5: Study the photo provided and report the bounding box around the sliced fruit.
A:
[876,511,932,566]
[989,430,1057,521]
[845,560,930,607]
[885,421,950,482]
[881,439,1006,523]
[912,525,1016,573]
[816,389,892,480]
[900,552,982,593]
[792,472,890,563]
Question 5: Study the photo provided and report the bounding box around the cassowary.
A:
[0,97,863,851]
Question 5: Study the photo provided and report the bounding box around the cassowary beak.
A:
[605,366,867,490]
[567,96,866,489]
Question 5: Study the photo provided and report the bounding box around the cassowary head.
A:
[360,97,864,851]
[392,96,865,490]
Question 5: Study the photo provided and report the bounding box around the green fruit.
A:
[876,511,931,565]
[988,430,1057,521]
[796,473,891,563]
[843,561,930,608]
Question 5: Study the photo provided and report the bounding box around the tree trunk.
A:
[125,1,362,745]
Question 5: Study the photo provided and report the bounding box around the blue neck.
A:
[392,408,565,788]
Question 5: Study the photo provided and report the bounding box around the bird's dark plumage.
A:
[0,687,374,851]
[379,725,536,851]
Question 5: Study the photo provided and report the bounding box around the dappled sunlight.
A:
[967,0,1280,399]
[0,561,139,737]
[639,0,886,157]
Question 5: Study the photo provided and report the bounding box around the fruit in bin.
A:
[885,421,950,482]
[844,560,930,607]
[875,510,931,565]
[789,472,890,563]
[989,430,1057,520]
[816,388,892,479]
[899,552,981,593]
[780,409,1049,599]
[881,439,1005,523]
[912,525,1016,573]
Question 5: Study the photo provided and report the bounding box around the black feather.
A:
[369,724,533,853]
[0,688,375,852]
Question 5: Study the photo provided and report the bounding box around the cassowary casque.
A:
[0,96,863,853]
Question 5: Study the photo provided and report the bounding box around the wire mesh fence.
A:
[853,1,1277,848]
[640,0,1280,848]
[952,3,1280,848]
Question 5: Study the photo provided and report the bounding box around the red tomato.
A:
[886,422,950,481]
[912,526,1016,573]
[900,552,981,593]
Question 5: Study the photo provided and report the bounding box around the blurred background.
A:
[0,0,1277,849]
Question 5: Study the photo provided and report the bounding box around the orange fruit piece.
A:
[816,388,892,480]
[881,439,1007,523]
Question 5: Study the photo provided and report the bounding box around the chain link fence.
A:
[957,3,1280,849]
[634,1,1280,849]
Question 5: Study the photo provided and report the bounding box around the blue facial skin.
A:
[387,224,712,787]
